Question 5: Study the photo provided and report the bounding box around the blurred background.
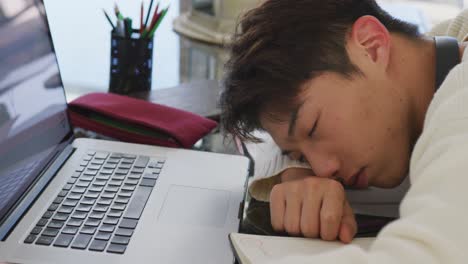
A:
[0,0,464,101]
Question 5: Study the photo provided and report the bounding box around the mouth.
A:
[346,167,368,189]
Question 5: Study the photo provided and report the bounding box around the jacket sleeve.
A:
[260,56,468,264]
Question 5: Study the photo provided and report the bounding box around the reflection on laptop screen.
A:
[0,0,72,221]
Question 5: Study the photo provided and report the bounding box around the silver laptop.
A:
[0,1,249,263]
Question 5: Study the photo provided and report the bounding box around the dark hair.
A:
[221,0,421,142]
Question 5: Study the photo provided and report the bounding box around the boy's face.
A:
[260,71,413,189]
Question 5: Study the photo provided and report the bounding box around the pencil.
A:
[102,9,115,30]
[148,6,168,38]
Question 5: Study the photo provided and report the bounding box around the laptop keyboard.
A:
[23,151,165,254]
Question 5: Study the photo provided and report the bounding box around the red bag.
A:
[68,92,217,148]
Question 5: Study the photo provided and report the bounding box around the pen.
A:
[102,9,115,30]
[116,19,125,37]
[140,2,144,34]
[144,0,155,29]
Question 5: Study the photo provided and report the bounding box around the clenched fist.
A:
[270,172,357,243]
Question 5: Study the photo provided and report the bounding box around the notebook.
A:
[229,233,375,264]
[0,1,249,263]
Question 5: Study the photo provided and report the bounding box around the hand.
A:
[270,176,357,243]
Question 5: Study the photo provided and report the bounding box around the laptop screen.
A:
[0,0,72,221]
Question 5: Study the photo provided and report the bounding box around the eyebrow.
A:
[287,101,305,138]
[282,102,305,156]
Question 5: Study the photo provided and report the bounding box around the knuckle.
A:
[328,179,345,193]
[321,231,337,241]
[321,211,340,225]
[301,224,318,238]
[284,221,301,236]
[270,184,284,200]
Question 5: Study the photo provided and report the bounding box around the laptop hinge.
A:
[0,144,75,240]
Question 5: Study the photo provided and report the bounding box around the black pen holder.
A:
[109,30,153,94]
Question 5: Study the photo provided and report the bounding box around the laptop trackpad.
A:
[158,185,230,227]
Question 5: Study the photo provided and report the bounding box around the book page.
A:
[230,233,374,264]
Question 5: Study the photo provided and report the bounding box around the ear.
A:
[349,15,391,69]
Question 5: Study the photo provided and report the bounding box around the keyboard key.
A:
[76,181,91,188]
[68,193,83,200]
[91,159,105,165]
[87,151,96,155]
[84,219,101,227]
[131,168,145,174]
[53,197,64,204]
[71,171,81,178]
[67,219,83,227]
[24,234,37,244]
[101,169,114,175]
[89,185,104,192]
[112,175,126,181]
[42,228,60,237]
[123,154,137,159]
[84,191,100,199]
[75,166,86,173]
[71,187,86,194]
[36,218,48,227]
[119,218,138,229]
[101,192,116,199]
[95,231,112,241]
[97,198,113,206]
[111,203,126,211]
[103,217,119,225]
[123,186,152,220]
[80,226,97,235]
[58,190,68,197]
[71,234,93,249]
[107,210,123,218]
[80,175,94,182]
[125,179,139,185]
[88,164,101,170]
[115,228,134,237]
[67,178,77,184]
[89,239,108,252]
[134,156,149,168]
[96,174,110,181]
[118,163,131,170]
[42,211,54,219]
[76,204,92,212]
[53,234,74,248]
[80,160,89,166]
[31,226,42,235]
[52,213,70,222]
[47,220,64,229]
[83,155,93,161]
[62,226,79,235]
[89,211,105,219]
[128,173,142,180]
[115,197,130,204]
[115,169,129,175]
[121,185,136,191]
[118,191,133,198]
[140,178,156,187]
[48,204,59,211]
[143,173,158,180]
[62,199,79,207]
[152,168,162,174]
[71,211,88,220]
[95,152,109,160]
[111,235,130,245]
[83,170,98,176]
[107,158,120,164]
[93,180,107,187]
[107,243,127,254]
[108,180,123,187]
[103,163,117,169]
[58,206,74,214]
[99,224,115,233]
[36,235,54,246]
[121,159,134,164]
[148,162,158,168]
[94,205,109,213]
[81,198,96,206]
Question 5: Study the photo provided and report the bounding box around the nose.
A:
[303,151,341,180]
